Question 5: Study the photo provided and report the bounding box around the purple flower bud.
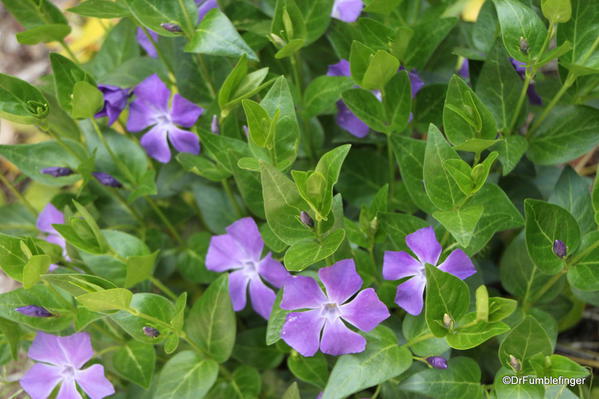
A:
[242,125,250,137]
[300,211,314,228]
[95,85,130,126]
[426,356,448,369]
[92,172,123,188]
[143,326,160,338]
[509,354,522,372]
[211,114,220,134]
[15,305,53,317]
[553,239,567,258]
[41,167,74,177]
[160,23,183,33]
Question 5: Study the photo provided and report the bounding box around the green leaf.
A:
[557,0,599,74]
[425,264,471,337]
[89,19,140,80]
[177,153,231,182]
[50,53,96,113]
[1,0,67,28]
[493,368,545,399]
[0,318,20,360]
[443,158,475,195]
[322,326,412,399]
[185,275,236,363]
[185,9,258,61]
[266,290,289,345]
[349,41,373,84]
[303,75,354,119]
[288,351,328,388]
[530,354,589,378]
[76,288,133,312]
[567,231,599,291]
[0,73,49,124]
[342,88,387,132]
[524,199,581,274]
[476,285,489,322]
[22,255,50,289]
[299,0,334,45]
[243,99,274,149]
[154,351,218,399]
[493,0,548,62]
[401,11,457,70]
[282,382,301,399]
[492,135,529,175]
[233,327,284,369]
[225,365,262,399]
[284,229,345,271]
[125,252,158,288]
[361,50,400,90]
[112,341,155,388]
[164,333,180,354]
[433,206,484,248]
[549,166,595,234]
[71,81,104,119]
[126,0,198,37]
[271,0,307,43]
[423,124,467,210]
[384,70,412,133]
[364,0,402,13]
[260,162,313,245]
[402,313,449,357]
[68,0,131,18]
[488,297,517,322]
[16,24,71,45]
[111,293,175,344]
[446,315,510,350]
[542,0,572,23]
[498,315,553,369]
[401,357,484,399]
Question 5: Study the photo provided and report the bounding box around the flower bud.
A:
[15,305,53,317]
[443,313,454,330]
[553,239,567,258]
[93,172,123,188]
[300,211,314,228]
[160,23,183,33]
[426,356,448,369]
[41,167,74,177]
[508,355,522,372]
[211,115,220,134]
[142,326,160,338]
[519,36,529,54]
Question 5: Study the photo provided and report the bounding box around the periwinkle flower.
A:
[280,259,390,357]
[95,84,130,126]
[383,226,476,315]
[92,172,123,188]
[458,59,470,80]
[510,59,542,105]
[331,0,364,23]
[206,217,291,319]
[127,74,204,163]
[427,356,448,369]
[136,28,158,58]
[20,332,114,399]
[41,167,74,177]
[15,305,53,318]
[37,203,68,271]
[553,239,567,258]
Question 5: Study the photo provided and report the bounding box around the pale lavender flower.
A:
[206,217,291,319]
[383,226,476,315]
[41,167,74,177]
[20,332,114,399]
[331,0,364,23]
[510,59,542,105]
[92,172,123,188]
[127,74,204,163]
[37,203,68,271]
[427,356,448,369]
[280,259,390,357]
[136,28,158,58]
[15,305,53,318]
[95,84,130,126]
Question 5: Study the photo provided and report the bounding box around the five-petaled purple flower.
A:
[95,85,130,126]
[331,0,364,23]
[383,226,476,315]
[20,332,114,399]
[127,74,204,163]
[205,217,290,319]
[37,203,68,271]
[510,59,542,105]
[280,259,390,357]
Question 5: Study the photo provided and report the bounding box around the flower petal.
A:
[408,70,424,97]
[394,275,427,316]
[331,0,364,23]
[281,310,324,357]
[327,59,350,77]
[257,253,290,288]
[249,277,276,319]
[37,203,64,234]
[170,94,204,127]
[437,249,477,280]
[382,251,423,281]
[339,288,390,332]
[126,100,157,132]
[336,101,369,138]
[76,364,115,399]
[133,74,169,111]
[405,226,442,266]
[140,125,171,163]
[136,27,158,58]
[198,0,218,21]
[20,363,62,399]
[29,332,93,367]
[281,275,327,310]
[229,270,251,312]
[56,378,82,399]
[206,234,246,272]
[168,127,200,155]
[225,217,264,261]
[318,259,362,304]
[320,318,366,356]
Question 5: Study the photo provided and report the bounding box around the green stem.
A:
[528,269,566,306]
[222,178,243,218]
[568,239,599,266]
[406,332,435,347]
[145,197,185,246]
[528,72,577,134]
[59,40,79,63]
[112,189,145,225]
[509,72,532,134]
[0,173,37,215]
[141,27,175,76]
[149,275,178,301]
[386,134,395,204]
[195,54,217,98]
[371,384,382,399]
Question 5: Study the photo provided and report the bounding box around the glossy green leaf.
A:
[111,293,175,344]
[126,0,198,37]
[434,205,484,248]
[154,351,218,399]
[288,351,328,388]
[567,231,599,291]
[303,76,353,119]
[284,229,345,271]
[342,88,387,132]
[402,11,457,70]
[76,288,133,312]
[265,290,289,345]
[383,70,411,133]
[112,341,156,388]
[557,0,599,74]
[16,24,71,45]
[22,255,50,289]
[68,0,131,18]
[542,0,572,23]
[549,166,595,233]
[498,316,553,369]
[71,81,104,119]
[0,73,49,124]
[50,53,96,113]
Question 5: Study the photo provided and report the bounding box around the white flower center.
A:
[320,302,340,322]
[155,112,172,127]
[61,365,77,379]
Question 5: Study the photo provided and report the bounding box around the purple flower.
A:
[331,0,364,23]
[382,226,476,315]
[399,66,424,97]
[37,203,68,271]
[15,305,53,318]
[20,332,114,399]
[427,356,448,369]
[95,85,130,126]
[510,59,543,105]
[205,217,291,319]
[92,172,123,188]
[196,0,218,21]
[136,28,158,58]
[458,59,470,80]
[127,74,204,163]
[41,167,74,177]
[280,259,390,357]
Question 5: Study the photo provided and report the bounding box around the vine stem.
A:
[195,54,217,98]
[140,26,175,77]
[0,173,37,215]
[406,332,435,347]
[386,134,395,203]
[528,72,577,135]
[59,40,79,64]
[149,275,178,301]
[527,269,567,307]
[509,72,532,134]
[222,178,243,218]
